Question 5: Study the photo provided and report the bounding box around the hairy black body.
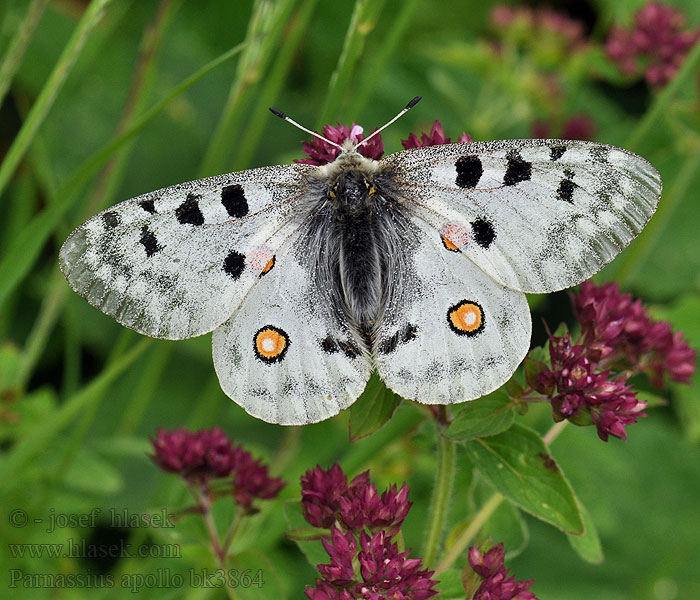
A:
[299,159,417,354]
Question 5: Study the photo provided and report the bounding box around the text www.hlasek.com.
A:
[8,538,181,560]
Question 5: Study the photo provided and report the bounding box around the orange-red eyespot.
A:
[260,255,275,277]
[441,223,469,252]
[447,300,484,337]
[253,326,289,363]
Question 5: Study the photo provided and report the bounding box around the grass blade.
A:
[316,0,386,126]
[0,338,151,487]
[0,0,115,200]
[0,39,248,311]
[0,0,48,108]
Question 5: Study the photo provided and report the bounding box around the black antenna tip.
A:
[269,107,287,119]
[406,96,422,110]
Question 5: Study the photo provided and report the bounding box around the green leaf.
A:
[443,389,514,441]
[464,424,583,534]
[349,372,401,441]
[481,498,529,559]
[283,499,328,569]
[230,549,285,600]
[567,500,603,564]
[63,448,124,495]
[434,568,463,598]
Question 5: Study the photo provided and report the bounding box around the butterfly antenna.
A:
[354,96,422,150]
[269,107,344,151]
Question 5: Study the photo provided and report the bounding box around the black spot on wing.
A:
[550,145,566,161]
[221,184,249,218]
[176,193,204,225]
[320,336,338,354]
[139,199,156,214]
[380,323,418,355]
[403,323,418,343]
[455,155,483,188]
[139,225,163,257]
[102,212,120,228]
[471,218,496,249]
[503,150,532,186]
[556,171,576,203]
[590,146,609,163]
[223,250,245,279]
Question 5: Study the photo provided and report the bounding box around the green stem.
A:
[0,0,48,108]
[186,482,240,600]
[316,0,386,127]
[421,433,456,568]
[542,420,568,445]
[0,338,151,486]
[0,0,114,200]
[0,39,249,313]
[611,145,700,285]
[434,492,503,575]
[221,509,244,560]
[432,419,567,573]
[625,38,700,152]
[199,0,298,177]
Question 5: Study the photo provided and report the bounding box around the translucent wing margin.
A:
[383,139,661,293]
[59,164,314,339]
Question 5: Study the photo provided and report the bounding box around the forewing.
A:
[383,139,661,293]
[212,233,372,425]
[374,216,531,404]
[59,164,314,339]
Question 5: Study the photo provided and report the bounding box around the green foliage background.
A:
[1,0,699,598]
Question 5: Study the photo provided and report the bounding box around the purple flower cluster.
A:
[301,463,411,536]
[574,281,696,386]
[150,426,235,481]
[302,464,436,600]
[295,122,384,166]
[467,543,538,600]
[537,332,644,441]
[605,2,700,86]
[401,120,472,149]
[534,281,696,441]
[150,427,285,511]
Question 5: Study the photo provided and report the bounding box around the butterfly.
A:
[59,98,661,425]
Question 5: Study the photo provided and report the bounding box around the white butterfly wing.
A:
[383,139,661,293]
[59,165,314,339]
[374,216,531,404]
[212,234,372,425]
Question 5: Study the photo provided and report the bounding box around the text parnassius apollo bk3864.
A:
[59,100,661,425]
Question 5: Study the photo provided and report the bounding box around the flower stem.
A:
[433,419,568,574]
[434,491,504,575]
[543,420,568,445]
[186,482,240,600]
[221,509,243,560]
[421,433,455,568]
